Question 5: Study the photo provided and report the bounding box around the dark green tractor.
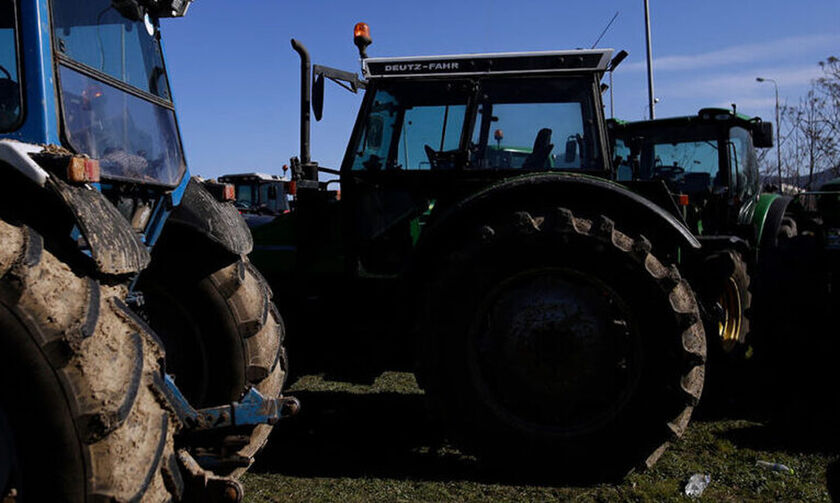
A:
[607,110,791,366]
[238,33,710,477]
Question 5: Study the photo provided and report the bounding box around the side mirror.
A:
[564,136,577,163]
[313,73,325,122]
[267,185,278,200]
[753,121,773,148]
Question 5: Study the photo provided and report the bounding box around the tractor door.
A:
[340,79,473,277]
[727,126,760,227]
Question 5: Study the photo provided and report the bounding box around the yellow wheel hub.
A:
[718,276,742,351]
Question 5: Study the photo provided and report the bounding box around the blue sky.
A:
[160,0,840,180]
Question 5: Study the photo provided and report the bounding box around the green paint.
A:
[752,193,780,248]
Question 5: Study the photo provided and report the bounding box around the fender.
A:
[415,173,700,263]
[47,176,151,275]
[753,193,793,251]
[161,177,253,256]
[1,143,151,276]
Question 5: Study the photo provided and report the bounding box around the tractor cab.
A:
[608,108,773,237]
[1,0,195,245]
[219,172,291,215]
[349,50,612,175]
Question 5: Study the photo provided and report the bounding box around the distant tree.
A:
[815,56,840,143]
[777,56,840,189]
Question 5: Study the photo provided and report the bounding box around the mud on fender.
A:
[47,176,150,276]
[164,177,253,256]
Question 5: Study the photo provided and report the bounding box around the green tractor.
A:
[606,110,790,367]
[241,31,709,477]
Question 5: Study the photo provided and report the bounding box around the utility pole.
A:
[756,77,782,191]
[644,0,655,119]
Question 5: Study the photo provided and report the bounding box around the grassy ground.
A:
[243,372,838,502]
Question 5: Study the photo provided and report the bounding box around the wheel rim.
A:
[468,267,643,437]
[717,276,742,351]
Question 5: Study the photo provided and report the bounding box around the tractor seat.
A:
[522,128,553,170]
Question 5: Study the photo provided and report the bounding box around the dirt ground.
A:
[242,372,838,502]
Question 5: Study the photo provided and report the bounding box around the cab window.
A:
[470,78,594,170]
[729,126,758,198]
[0,0,22,131]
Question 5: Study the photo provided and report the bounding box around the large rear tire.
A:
[141,257,286,478]
[420,208,706,477]
[0,219,181,502]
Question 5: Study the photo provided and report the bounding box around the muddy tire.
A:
[141,257,286,478]
[419,208,706,478]
[0,219,181,502]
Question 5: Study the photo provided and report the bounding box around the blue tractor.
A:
[0,1,293,501]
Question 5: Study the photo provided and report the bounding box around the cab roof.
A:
[362,49,613,79]
[609,107,764,133]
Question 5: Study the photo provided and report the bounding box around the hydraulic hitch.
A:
[161,373,300,431]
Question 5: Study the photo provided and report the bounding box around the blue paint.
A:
[169,169,190,206]
[143,195,172,246]
[145,175,189,246]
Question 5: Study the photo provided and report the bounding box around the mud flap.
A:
[165,178,253,256]
[47,177,150,276]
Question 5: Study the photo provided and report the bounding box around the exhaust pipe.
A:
[290,39,311,167]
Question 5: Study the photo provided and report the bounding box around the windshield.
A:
[612,123,726,195]
[52,0,185,186]
[612,123,759,198]
[350,76,602,172]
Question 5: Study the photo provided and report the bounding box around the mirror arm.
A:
[313,64,367,93]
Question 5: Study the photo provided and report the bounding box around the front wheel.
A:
[420,208,706,477]
[141,257,286,477]
[0,220,180,502]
